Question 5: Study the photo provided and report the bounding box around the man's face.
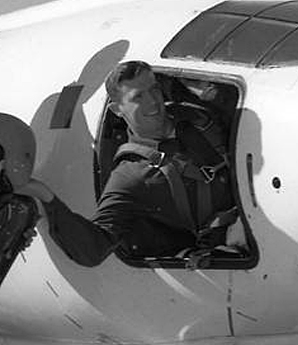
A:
[115,69,171,140]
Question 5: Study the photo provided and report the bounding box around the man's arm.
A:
[42,196,117,267]
[16,179,117,267]
[17,161,145,266]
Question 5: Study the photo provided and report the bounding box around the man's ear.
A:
[108,102,122,117]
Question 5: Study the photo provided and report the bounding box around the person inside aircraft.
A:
[0,148,37,256]
[18,60,246,267]
[0,117,39,285]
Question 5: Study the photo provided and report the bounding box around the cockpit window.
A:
[161,0,298,68]
[94,68,258,270]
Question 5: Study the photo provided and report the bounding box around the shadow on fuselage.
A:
[31,39,129,212]
[31,50,298,337]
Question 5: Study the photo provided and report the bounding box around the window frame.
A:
[94,66,259,270]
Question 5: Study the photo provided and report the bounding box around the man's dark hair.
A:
[105,60,152,102]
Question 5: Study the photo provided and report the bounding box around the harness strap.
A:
[178,160,212,226]
[160,160,196,233]
[196,179,212,228]
[114,143,197,234]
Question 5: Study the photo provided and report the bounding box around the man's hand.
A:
[4,228,38,259]
[21,227,38,250]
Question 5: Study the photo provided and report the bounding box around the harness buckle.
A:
[200,160,227,183]
[149,152,166,169]
[200,166,215,183]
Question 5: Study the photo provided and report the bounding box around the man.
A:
[20,61,238,266]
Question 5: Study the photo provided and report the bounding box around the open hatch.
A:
[94,67,259,270]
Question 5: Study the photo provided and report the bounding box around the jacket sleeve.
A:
[41,161,144,267]
[42,196,117,267]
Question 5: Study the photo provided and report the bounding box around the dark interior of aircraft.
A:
[95,71,259,270]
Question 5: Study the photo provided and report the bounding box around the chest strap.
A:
[160,160,196,232]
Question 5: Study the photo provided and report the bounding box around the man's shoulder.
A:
[107,155,151,189]
[105,141,165,191]
[114,142,165,171]
[99,158,152,196]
